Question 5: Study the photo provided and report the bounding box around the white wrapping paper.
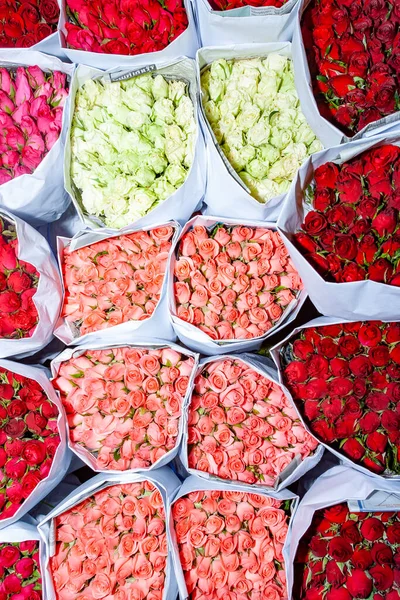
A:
[50,340,199,473]
[169,214,307,354]
[287,465,400,597]
[168,475,298,600]
[291,0,400,147]
[197,43,324,222]
[0,360,70,530]
[65,59,206,231]
[277,132,400,321]
[54,221,180,346]
[38,467,181,600]
[180,352,323,491]
[270,315,400,482]
[0,210,62,359]
[194,0,298,47]
[57,0,199,68]
[0,51,73,225]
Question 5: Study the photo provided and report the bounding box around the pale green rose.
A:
[152,74,169,100]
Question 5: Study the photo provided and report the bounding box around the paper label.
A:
[348,491,400,513]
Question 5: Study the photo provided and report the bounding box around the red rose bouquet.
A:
[52,344,197,471]
[294,502,400,600]
[0,65,68,185]
[293,144,400,286]
[64,0,188,55]
[279,320,400,477]
[172,487,292,600]
[209,0,288,9]
[0,215,39,340]
[0,539,41,599]
[0,365,61,523]
[0,0,59,48]
[186,356,319,487]
[301,0,400,135]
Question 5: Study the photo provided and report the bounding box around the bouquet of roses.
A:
[171,482,294,600]
[185,356,319,488]
[200,52,322,212]
[0,65,68,185]
[63,0,188,55]
[0,522,42,600]
[171,216,304,352]
[0,0,59,48]
[0,361,68,527]
[57,224,176,343]
[300,0,400,136]
[52,343,197,471]
[69,67,198,229]
[38,470,180,600]
[275,319,400,478]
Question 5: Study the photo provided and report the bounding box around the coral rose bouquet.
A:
[55,222,178,345]
[181,354,322,490]
[58,0,197,68]
[271,317,400,480]
[51,342,198,472]
[0,360,69,529]
[197,44,322,221]
[0,0,59,49]
[292,0,400,146]
[66,59,205,229]
[0,521,43,600]
[170,476,298,600]
[0,210,62,359]
[288,465,400,599]
[170,215,306,354]
[38,468,180,600]
[277,135,400,320]
[0,52,72,225]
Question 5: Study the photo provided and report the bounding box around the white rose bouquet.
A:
[69,71,197,229]
[201,53,322,205]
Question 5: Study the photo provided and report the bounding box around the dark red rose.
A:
[346,569,373,598]
[303,211,328,236]
[349,355,372,377]
[339,263,366,282]
[370,564,394,591]
[366,392,389,411]
[314,163,339,189]
[342,438,365,461]
[371,542,393,565]
[352,548,374,569]
[358,323,382,347]
[293,339,314,360]
[328,537,353,561]
[329,357,349,377]
[360,517,385,541]
[325,560,346,585]
[309,537,328,558]
[387,523,400,544]
[366,431,387,454]
[358,412,380,434]
[4,418,26,438]
[284,361,308,384]
[338,335,361,358]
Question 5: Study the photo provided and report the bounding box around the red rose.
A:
[371,542,393,565]
[369,564,394,591]
[358,323,382,347]
[328,537,352,561]
[38,0,59,23]
[346,569,373,598]
[358,412,380,434]
[314,163,339,189]
[284,362,308,384]
[352,548,373,569]
[303,211,328,236]
[342,438,365,461]
[366,431,387,454]
[360,517,385,542]
[366,392,389,411]
[349,355,372,377]
[4,418,26,439]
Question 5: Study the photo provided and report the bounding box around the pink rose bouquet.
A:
[185,356,319,487]
[172,486,293,600]
[52,343,198,471]
[171,217,304,352]
[58,224,176,342]
[0,537,41,600]
[48,479,171,600]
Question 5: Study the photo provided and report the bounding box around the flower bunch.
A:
[0,368,60,521]
[65,0,188,55]
[0,540,41,600]
[0,66,68,184]
[0,0,59,48]
[188,358,318,486]
[209,0,287,9]
[0,216,39,339]
[70,74,196,228]
[173,223,302,340]
[281,321,400,476]
[50,481,168,600]
[54,346,195,471]
[294,503,400,600]
[61,226,174,336]
[173,489,291,600]
[201,55,322,203]
[301,0,400,135]
[294,145,400,285]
